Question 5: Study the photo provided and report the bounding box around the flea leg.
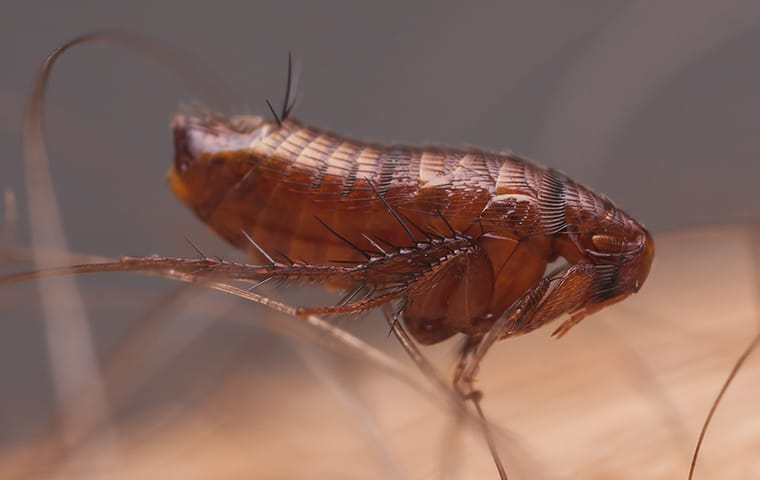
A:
[454,262,627,395]
[298,235,484,317]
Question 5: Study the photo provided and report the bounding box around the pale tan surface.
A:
[1,224,758,479]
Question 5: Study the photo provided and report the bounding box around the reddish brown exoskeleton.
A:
[168,87,654,394]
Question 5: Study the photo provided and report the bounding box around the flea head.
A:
[625,226,654,292]
[588,217,655,295]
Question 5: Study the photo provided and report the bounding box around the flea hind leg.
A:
[297,235,483,318]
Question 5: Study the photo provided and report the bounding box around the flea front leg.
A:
[454,262,625,395]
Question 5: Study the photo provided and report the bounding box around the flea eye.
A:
[591,234,636,254]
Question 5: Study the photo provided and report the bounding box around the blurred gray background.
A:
[1,0,760,449]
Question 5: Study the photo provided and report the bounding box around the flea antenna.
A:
[265,98,282,127]
[315,216,371,260]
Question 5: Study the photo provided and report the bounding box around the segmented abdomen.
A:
[170,116,591,266]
